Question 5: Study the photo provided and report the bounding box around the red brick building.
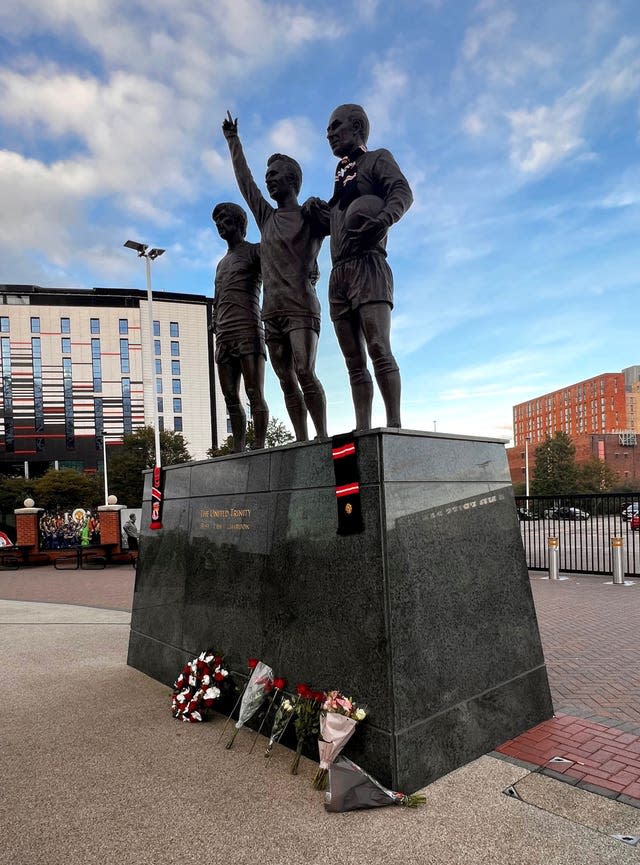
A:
[507,366,640,488]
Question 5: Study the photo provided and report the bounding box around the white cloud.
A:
[363,57,409,137]
[507,36,640,173]
[267,116,316,162]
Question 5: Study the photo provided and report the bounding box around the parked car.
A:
[622,503,640,522]
[546,507,590,521]
[516,507,536,521]
[631,514,640,531]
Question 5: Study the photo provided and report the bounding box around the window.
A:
[94,396,104,438]
[91,339,102,393]
[90,318,100,334]
[154,339,161,356]
[172,379,181,394]
[1,337,13,451]
[155,359,162,374]
[0,316,8,333]
[174,416,183,432]
[32,338,44,433]
[61,337,71,354]
[170,321,179,337]
[153,320,160,336]
[157,397,164,413]
[170,341,180,357]
[171,360,180,375]
[158,415,165,432]
[173,398,182,413]
[156,377,163,394]
[60,317,70,334]
[121,377,132,434]
[120,338,130,373]
[62,357,74,449]
[30,317,40,333]
[119,319,128,335]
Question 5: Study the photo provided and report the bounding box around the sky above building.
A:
[1,0,639,443]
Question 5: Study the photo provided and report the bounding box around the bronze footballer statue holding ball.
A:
[305,104,413,430]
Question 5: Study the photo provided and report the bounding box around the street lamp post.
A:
[525,436,531,498]
[123,240,165,470]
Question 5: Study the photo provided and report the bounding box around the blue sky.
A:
[1,0,639,443]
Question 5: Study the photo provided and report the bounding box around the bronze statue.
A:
[222,112,328,441]
[309,104,413,430]
[211,202,269,452]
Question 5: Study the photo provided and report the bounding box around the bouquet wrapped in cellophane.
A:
[325,756,427,812]
[225,660,273,749]
[311,690,367,790]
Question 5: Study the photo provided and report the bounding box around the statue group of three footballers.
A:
[211,104,413,452]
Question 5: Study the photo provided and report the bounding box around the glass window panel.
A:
[172,379,181,394]
[60,317,70,333]
[30,317,40,333]
[171,360,180,375]
[153,320,160,336]
[170,341,180,357]
[90,318,100,334]
[170,321,179,337]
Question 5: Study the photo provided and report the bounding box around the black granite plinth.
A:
[128,428,553,791]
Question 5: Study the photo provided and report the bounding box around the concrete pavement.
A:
[1,565,640,864]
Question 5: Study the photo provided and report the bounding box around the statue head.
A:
[212,202,248,240]
[265,153,302,201]
[327,104,370,157]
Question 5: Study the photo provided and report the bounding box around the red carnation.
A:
[273,677,286,691]
[247,657,259,670]
[296,683,310,698]
[214,672,225,682]
[312,690,325,703]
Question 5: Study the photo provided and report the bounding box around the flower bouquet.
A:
[325,756,427,812]
[225,660,273,749]
[290,683,324,774]
[248,676,286,754]
[264,691,295,759]
[311,690,366,790]
[171,650,230,723]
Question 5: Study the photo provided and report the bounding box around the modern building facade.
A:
[507,366,640,487]
[0,284,227,476]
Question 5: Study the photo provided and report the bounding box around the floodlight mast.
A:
[123,239,165,471]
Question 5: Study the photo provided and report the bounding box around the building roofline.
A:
[0,284,210,306]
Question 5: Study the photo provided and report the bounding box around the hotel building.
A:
[0,284,228,476]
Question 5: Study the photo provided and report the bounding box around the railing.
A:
[517,493,640,576]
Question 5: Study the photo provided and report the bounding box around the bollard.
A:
[611,537,625,585]
[548,537,560,581]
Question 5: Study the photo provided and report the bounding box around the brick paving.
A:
[496,573,640,807]
[3,561,640,805]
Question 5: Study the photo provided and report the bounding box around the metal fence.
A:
[517,493,640,576]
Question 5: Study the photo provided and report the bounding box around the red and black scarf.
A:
[332,432,364,535]
[329,146,367,210]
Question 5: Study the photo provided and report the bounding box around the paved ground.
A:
[2,561,640,864]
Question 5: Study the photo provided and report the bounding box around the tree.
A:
[207,417,294,457]
[531,431,579,495]
[576,458,620,493]
[32,469,101,512]
[106,426,192,508]
[0,476,31,514]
